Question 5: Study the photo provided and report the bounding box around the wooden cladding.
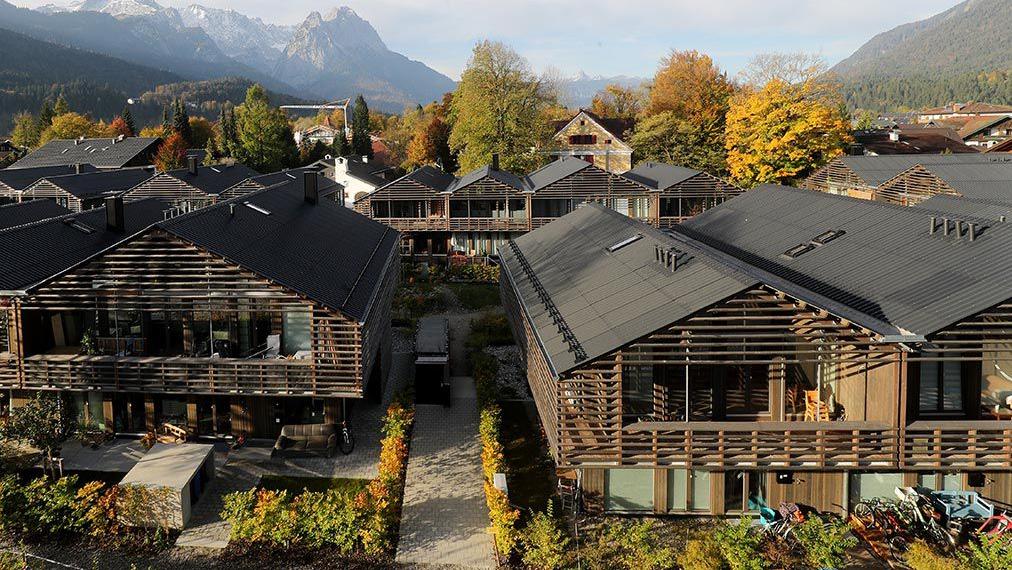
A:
[876,165,960,206]
[903,421,1012,469]
[802,160,872,195]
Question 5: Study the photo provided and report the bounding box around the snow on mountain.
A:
[178,4,295,73]
[69,0,161,18]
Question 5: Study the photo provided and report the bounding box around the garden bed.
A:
[447,282,501,311]
[259,476,369,495]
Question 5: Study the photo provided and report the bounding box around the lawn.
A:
[449,283,501,311]
[259,475,370,495]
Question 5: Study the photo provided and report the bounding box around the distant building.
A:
[331,155,395,206]
[956,116,1012,149]
[849,127,979,156]
[122,158,261,209]
[8,136,161,170]
[549,109,634,174]
[917,102,1012,123]
[295,118,343,147]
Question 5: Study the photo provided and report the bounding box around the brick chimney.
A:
[105,196,124,232]
[304,171,319,205]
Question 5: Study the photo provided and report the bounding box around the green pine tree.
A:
[351,94,372,158]
[332,130,351,157]
[233,84,298,172]
[173,99,193,145]
[161,105,172,136]
[38,101,55,128]
[53,94,69,116]
[121,106,136,137]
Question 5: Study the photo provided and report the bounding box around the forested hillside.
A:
[833,0,1012,111]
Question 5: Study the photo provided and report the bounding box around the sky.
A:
[16,0,964,80]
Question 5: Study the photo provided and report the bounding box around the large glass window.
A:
[725,365,770,417]
[622,362,655,422]
[848,473,903,507]
[919,361,964,413]
[282,311,312,356]
[725,470,766,512]
[605,469,654,512]
[667,469,711,513]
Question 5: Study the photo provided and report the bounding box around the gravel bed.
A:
[483,345,530,399]
[391,327,415,354]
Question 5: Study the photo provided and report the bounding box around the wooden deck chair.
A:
[804,390,830,422]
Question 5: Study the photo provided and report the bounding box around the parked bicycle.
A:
[339,418,355,455]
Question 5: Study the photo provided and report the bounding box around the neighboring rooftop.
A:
[160,178,399,321]
[916,194,1012,222]
[622,161,703,190]
[162,163,260,196]
[835,154,1003,186]
[35,167,154,198]
[907,162,1012,203]
[0,199,71,231]
[448,164,528,193]
[9,137,160,169]
[339,155,391,187]
[0,164,98,192]
[852,129,979,155]
[523,156,595,191]
[920,102,1012,116]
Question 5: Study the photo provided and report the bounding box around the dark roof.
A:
[0,199,168,292]
[0,199,70,231]
[449,165,527,192]
[679,185,1012,337]
[0,164,98,192]
[401,165,457,192]
[523,157,593,191]
[837,154,1003,186]
[622,162,702,190]
[916,195,1012,221]
[159,179,399,321]
[553,109,635,141]
[163,163,260,196]
[913,162,1012,202]
[9,137,160,169]
[185,149,208,162]
[36,167,154,198]
[251,170,344,201]
[853,130,980,155]
[342,156,390,187]
[500,204,754,375]
[921,102,1012,116]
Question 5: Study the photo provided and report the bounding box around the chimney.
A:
[491,153,500,171]
[888,129,900,142]
[105,196,124,232]
[74,163,82,175]
[361,155,369,163]
[335,156,347,175]
[187,156,199,176]
[304,171,319,205]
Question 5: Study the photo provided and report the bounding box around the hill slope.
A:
[833,0,1012,111]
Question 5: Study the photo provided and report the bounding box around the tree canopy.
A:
[590,84,645,120]
[449,40,556,174]
[351,95,373,159]
[232,84,297,173]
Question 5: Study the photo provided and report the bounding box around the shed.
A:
[118,443,215,529]
[415,316,450,405]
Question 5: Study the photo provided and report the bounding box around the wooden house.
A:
[122,158,261,210]
[802,154,1001,200]
[500,187,1012,515]
[22,167,154,212]
[622,162,743,228]
[0,174,399,438]
[549,109,635,174]
[8,137,160,170]
[876,162,1012,206]
[0,165,98,205]
[958,116,1012,149]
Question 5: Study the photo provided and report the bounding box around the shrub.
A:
[792,516,856,569]
[677,536,723,570]
[449,263,499,283]
[520,501,570,570]
[957,534,1012,570]
[466,312,513,356]
[715,519,767,570]
[590,519,676,570]
[906,540,957,570]
[0,475,88,539]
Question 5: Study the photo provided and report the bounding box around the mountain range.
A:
[832,0,1012,111]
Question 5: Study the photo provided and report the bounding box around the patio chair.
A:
[804,390,830,422]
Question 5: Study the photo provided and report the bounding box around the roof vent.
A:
[811,229,845,245]
[62,217,95,234]
[654,244,683,272]
[607,234,642,252]
[491,153,500,172]
[781,243,816,259]
[187,156,199,176]
[304,171,319,205]
[243,201,270,215]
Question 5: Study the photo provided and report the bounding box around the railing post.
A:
[969,429,978,468]
[934,428,943,469]
[718,430,725,469]
[817,430,826,468]
[784,430,792,467]
[852,429,860,467]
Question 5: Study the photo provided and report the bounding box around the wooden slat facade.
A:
[801,159,876,198]
[20,180,90,212]
[875,165,961,206]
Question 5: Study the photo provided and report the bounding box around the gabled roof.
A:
[399,165,457,192]
[0,199,168,293]
[500,204,754,375]
[162,163,260,196]
[523,157,594,191]
[853,130,979,155]
[249,170,344,200]
[916,195,1012,222]
[958,115,1012,139]
[909,162,1012,202]
[622,162,702,190]
[34,167,154,198]
[448,165,527,193]
[836,154,1001,186]
[987,138,1012,153]
[160,179,399,322]
[679,185,1012,338]
[921,102,1012,116]
[553,109,635,142]
[340,155,390,187]
[0,199,70,231]
[9,137,160,169]
[0,164,98,192]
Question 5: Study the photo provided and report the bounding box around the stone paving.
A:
[395,375,494,569]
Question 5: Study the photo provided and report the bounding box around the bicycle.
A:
[339,419,355,455]
[895,487,956,551]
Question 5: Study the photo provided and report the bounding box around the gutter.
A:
[500,251,561,380]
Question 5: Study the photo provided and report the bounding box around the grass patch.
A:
[449,283,501,311]
[259,476,369,495]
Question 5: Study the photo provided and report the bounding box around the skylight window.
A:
[243,202,271,215]
[607,234,643,252]
[63,218,95,234]
[781,243,815,259]
[812,229,845,245]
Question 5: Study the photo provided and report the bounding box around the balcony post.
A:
[933,428,943,469]
[969,429,978,468]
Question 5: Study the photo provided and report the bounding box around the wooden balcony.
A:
[372,217,448,232]
[902,420,1012,470]
[447,217,529,232]
[586,421,899,470]
[10,354,361,397]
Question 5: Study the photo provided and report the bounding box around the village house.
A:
[8,136,161,170]
[549,109,635,174]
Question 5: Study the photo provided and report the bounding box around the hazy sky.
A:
[16,0,964,80]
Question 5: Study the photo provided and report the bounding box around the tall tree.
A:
[53,94,69,117]
[11,112,40,149]
[725,77,851,187]
[449,40,556,173]
[331,131,351,157]
[38,101,55,128]
[233,84,298,172]
[38,112,100,145]
[154,132,188,172]
[351,95,373,158]
[630,50,734,174]
[217,104,238,158]
[161,104,172,136]
[108,116,133,137]
[590,83,645,119]
[121,106,136,137]
[172,99,193,145]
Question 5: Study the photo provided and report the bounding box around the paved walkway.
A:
[395,375,494,569]
[174,456,263,549]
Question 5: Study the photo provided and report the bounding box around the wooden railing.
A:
[901,421,1012,469]
[11,355,361,397]
[448,217,528,231]
[372,217,448,231]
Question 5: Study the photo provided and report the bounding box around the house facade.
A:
[549,110,635,174]
[122,158,261,210]
[500,188,1012,515]
[0,176,399,439]
[21,167,154,213]
[355,157,740,262]
[8,137,160,170]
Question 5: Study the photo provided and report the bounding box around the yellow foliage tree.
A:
[725,78,851,187]
[38,112,102,145]
[647,50,734,123]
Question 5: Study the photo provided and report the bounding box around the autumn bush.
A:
[520,501,570,570]
[448,263,500,283]
[221,401,413,556]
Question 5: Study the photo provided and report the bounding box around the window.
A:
[725,364,770,417]
[568,134,597,145]
[622,361,654,421]
[605,469,654,512]
[918,472,962,491]
[812,230,845,245]
[849,473,903,507]
[725,471,766,512]
[667,469,711,512]
[918,361,964,413]
[607,234,643,252]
